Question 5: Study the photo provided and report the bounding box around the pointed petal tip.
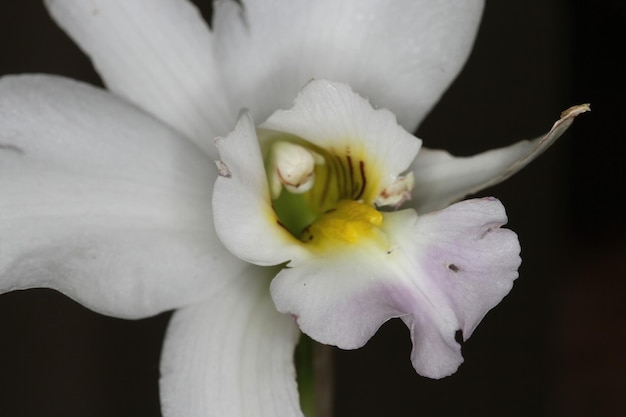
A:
[411,102,590,214]
[534,102,590,151]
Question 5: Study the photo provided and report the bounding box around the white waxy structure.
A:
[375,172,416,208]
[269,141,323,198]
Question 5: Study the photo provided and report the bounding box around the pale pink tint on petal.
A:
[271,198,520,379]
[386,197,521,377]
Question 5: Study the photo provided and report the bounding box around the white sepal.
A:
[160,267,304,417]
[0,75,244,319]
[214,0,485,133]
[45,0,234,156]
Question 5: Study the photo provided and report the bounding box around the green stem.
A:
[295,334,334,417]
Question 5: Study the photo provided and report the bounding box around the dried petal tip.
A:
[410,102,589,215]
[560,103,590,119]
[546,103,590,143]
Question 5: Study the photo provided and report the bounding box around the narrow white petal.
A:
[270,198,520,379]
[0,75,244,318]
[213,112,308,266]
[411,104,591,213]
[45,0,233,155]
[261,80,421,195]
[215,0,484,131]
[160,268,303,417]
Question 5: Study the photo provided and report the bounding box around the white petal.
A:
[160,268,303,417]
[411,104,591,213]
[213,112,308,266]
[213,80,421,266]
[261,80,421,195]
[214,0,485,131]
[0,75,244,318]
[270,198,520,379]
[45,0,233,155]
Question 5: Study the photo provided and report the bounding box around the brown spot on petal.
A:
[215,160,231,178]
[448,263,460,272]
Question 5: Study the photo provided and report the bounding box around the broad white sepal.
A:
[214,0,485,133]
[0,75,243,319]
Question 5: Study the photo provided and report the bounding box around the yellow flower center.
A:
[260,130,387,248]
[301,200,383,245]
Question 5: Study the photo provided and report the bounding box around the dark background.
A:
[1,1,624,416]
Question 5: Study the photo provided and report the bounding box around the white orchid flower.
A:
[0,1,588,416]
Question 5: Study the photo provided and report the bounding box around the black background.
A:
[1,1,624,416]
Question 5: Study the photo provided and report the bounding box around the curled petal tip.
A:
[560,103,590,119]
